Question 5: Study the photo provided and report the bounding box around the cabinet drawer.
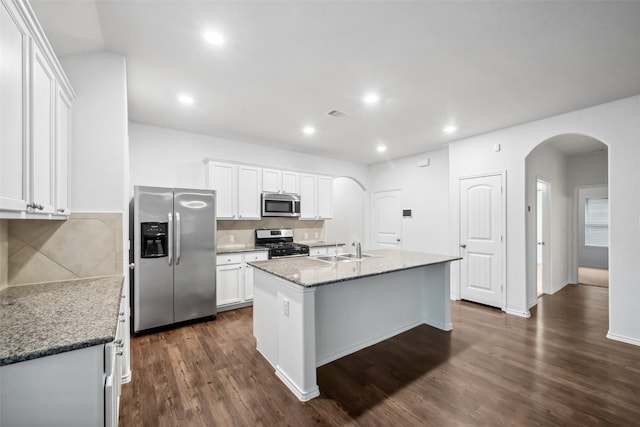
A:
[309,247,328,256]
[217,253,243,265]
[244,251,268,262]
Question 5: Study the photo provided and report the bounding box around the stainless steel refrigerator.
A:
[133,186,216,333]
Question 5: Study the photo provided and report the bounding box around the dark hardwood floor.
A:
[119,284,640,426]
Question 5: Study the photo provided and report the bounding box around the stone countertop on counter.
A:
[217,245,269,254]
[0,275,124,366]
[248,249,461,287]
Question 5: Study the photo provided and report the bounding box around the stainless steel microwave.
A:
[261,193,301,217]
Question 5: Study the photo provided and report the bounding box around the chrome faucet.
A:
[352,240,362,259]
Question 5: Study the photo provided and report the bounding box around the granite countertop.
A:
[0,275,124,367]
[217,245,269,254]
[248,249,461,287]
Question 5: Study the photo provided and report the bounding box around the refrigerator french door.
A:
[133,186,216,333]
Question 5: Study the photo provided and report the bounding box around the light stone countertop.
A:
[0,275,124,366]
[248,249,461,287]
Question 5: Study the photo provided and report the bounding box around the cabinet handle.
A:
[36,204,43,210]
[116,350,124,356]
[57,208,65,213]
[119,318,126,323]
[114,338,123,345]
[119,311,125,316]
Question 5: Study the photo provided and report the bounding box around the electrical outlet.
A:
[283,298,289,317]
[229,234,235,243]
[314,232,319,239]
[304,232,309,240]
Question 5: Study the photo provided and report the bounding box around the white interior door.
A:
[459,174,504,308]
[536,179,550,296]
[373,190,402,249]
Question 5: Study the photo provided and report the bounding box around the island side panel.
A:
[421,262,453,331]
[253,269,320,402]
[315,266,433,367]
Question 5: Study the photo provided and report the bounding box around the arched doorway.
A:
[524,134,609,308]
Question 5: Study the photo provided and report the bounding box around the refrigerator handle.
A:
[176,212,181,265]
[168,212,173,266]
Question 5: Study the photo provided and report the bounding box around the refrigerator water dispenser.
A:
[141,222,168,258]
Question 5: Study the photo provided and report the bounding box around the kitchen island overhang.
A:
[249,249,461,402]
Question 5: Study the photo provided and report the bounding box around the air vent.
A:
[327,109,347,118]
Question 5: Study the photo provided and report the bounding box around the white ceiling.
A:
[31,0,640,165]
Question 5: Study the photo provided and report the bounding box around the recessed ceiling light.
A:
[302,126,315,135]
[376,145,387,153]
[178,94,194,105]
[364,93,380,104]
[443,125,457,134]
[203,31,224,46]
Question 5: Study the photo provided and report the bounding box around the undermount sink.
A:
[338,253,373,259]
[314,253,373,262]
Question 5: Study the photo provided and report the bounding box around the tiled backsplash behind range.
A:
[217,218,325,248]
[6,213,123,286]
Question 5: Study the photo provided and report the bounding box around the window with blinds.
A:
[585,198,609,247]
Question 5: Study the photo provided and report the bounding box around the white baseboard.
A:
[506,308,531,318]
[275,366,320,402]
[549,280,569,295]
[606,331,640,347]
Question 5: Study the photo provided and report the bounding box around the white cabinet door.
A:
[237,165,261,219]
[0,1,28,212]
[317,175,333,219]
[31,43,55,214]
[207,161,236,219]
[216,264,243,306]
[299,174,317,219]
[55,87,71,216]
[262,168,281,193]
[282,171,300,194]
[244,264,255,301]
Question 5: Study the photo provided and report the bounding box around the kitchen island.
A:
[249,249,461,401]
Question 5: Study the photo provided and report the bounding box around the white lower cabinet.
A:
[216,250,268,311]
[0,296,127,427]
[309,245,345,257]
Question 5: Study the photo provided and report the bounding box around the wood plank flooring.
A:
[119,284,640,426]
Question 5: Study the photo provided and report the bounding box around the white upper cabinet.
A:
[207,161,235,218]
[237,165,261,219]
[31,43,55,214]
[262,168,299,194]
[317,175,333,219]
[206,160,261,219]
[300,174,333,220]
[0,0,28,212]
[55,87,71,215]
[0,0,75,219]
[299,174,317,219]
[282,171,300,194]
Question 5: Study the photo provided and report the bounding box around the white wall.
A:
[61,53,128,213]
[368,148,450,254]
[449,95,640,347]
[525,143,570,307]
[326,177,365,250]
[128,122,369,192]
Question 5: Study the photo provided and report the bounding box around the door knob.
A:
[460,243,466,248]
[537,242,545,245]
[396,238,401,242]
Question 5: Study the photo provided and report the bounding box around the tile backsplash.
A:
[217,218,325,248]
[7,213,122,286]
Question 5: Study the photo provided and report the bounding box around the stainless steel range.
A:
[256,229,309,258]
